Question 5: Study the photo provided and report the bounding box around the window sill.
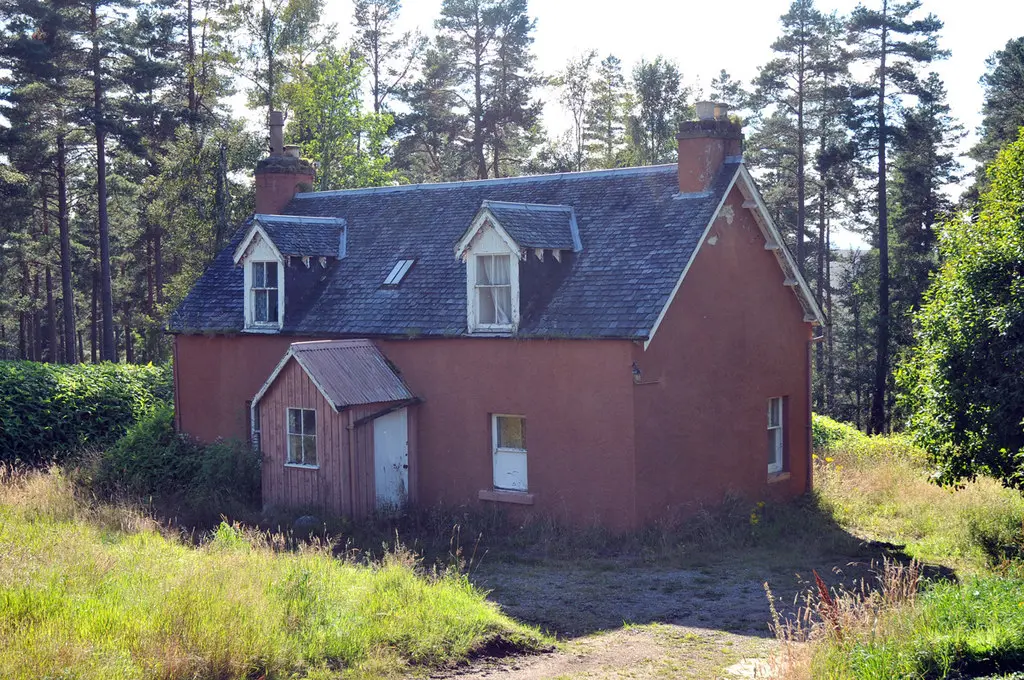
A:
[285,463,320,470]
[479,489,535,505]
[767,471,791,484]
[243,326,281,334]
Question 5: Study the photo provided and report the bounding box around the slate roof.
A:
[254,340,414,411]
[480,201,580,251]
[169,162,742,339]
[252,214,345,258]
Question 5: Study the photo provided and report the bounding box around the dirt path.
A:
[421,558,842,680]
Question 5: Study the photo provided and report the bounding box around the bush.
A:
[94,405,261,511]
[812,414,866,452]
[0,361,172,466]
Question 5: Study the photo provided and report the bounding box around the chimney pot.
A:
[269,110,284,156]
[713,102,730,121]
[255,112,314,214]
[695,101,716,121]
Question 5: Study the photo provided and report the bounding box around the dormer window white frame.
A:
[455,213,521,335]
[234,223,286,332]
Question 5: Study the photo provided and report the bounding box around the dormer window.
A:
[475,254,512,326]
[251,261,279,324]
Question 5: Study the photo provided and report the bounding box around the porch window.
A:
[287,407,317,467]
[767,397,784,474]
[492,414,527,491]
[251,261,279,324]
[475,254,512,327]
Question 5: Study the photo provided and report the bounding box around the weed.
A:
[0,469,549,680]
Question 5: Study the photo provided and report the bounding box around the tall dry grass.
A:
[0,467,548,680]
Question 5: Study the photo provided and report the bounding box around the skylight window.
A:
[383,259,415,286]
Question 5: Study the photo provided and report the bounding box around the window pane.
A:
[493,451,527,491]
[254,290,268,322]
[769,429,783,468]
[497,416,525,450]
[768,398,782,428]
[303,434,317,466]
[288,434,302,463]
[478,286,496,324]
[477,255,510,285]
[494,286,512,324]
[288,408,301,435]
[265,261,278,288]
[267,289,279,322]
[252,262,265,288]
[302,409,316,435]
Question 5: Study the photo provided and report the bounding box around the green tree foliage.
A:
[898,130,1024,488]
[967,36,1024,202]
[750,0,825,275]
[287,48,396,190]
[889,72,961,347]
[431,0,541,179]
[552,49,596,172]
[848,0,947,433]
[583,54,629,168]
[226,0,327,117]
[627,56,691,165]
[353,0,423,115]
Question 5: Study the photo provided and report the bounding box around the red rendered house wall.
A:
[631,187,813,524]
[175,333,639,530]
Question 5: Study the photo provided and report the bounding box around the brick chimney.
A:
[254,110,315,214]
[676,101,743,194]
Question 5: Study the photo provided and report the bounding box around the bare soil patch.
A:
[424,550,889,680]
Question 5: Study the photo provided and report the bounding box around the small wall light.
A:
[631,361,642,385]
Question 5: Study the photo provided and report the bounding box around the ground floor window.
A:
[767,397,785,474]
[492,414,527,491]
[287,407,317,466]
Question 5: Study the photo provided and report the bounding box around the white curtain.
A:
[478,255,512,324]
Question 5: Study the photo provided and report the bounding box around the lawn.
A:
[0,468,548,680]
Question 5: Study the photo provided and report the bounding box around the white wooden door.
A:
[373,407,409,508]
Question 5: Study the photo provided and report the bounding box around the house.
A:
[169,103,824,531]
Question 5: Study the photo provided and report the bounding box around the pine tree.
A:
[966,36,1024,203]
[583,54,628,168]
[352,0,423,115]
[848,0,947,433]
[889,72,961,347]
[227,0,327,119]
[750,0,826,276]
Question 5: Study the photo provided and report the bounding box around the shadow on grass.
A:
[242,492,960,640]
[88,471,963,641]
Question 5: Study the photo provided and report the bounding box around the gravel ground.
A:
[423,552,881,680]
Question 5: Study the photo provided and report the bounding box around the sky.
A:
[288,0,1024,246]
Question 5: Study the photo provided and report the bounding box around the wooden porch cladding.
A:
[259,356,413,517]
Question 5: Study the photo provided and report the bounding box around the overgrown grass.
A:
[0,468,548,680]
[771,417,1024,679]
[813,414,1024,571]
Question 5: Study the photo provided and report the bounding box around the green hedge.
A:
[93,405,261,511]
[0,361,172,465]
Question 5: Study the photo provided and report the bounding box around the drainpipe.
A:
[807,326,826,494]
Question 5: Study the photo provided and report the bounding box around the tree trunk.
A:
[814,185,826,411]
[56,135,76,362]
[795,41,806,275]
[40,177,59,363]
[186,0,197,126]
[92,2,116,362]
[473,12,487,180]
[870,4,890,435]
